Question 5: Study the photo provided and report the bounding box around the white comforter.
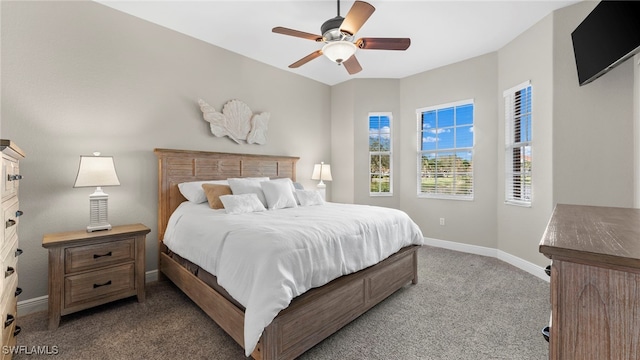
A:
[163,201,424,356]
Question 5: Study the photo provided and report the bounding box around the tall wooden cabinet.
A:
[0,140,24,357]
[539,204,640,360]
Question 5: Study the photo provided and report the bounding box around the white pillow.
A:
[227,178,268,206]
[219,193,266,215]
[296,190,324,206]
[178,180,229,203]
[261,180,298,210]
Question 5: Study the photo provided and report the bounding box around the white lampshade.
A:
[312,162,333,182]
[74,154,120,188]
[322,41,357,64]
[74,153,120,232]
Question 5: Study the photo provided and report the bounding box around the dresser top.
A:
[539,204,640,268]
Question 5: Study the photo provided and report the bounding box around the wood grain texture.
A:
[154,149,419,360]
[43,224,150,329]
[540,204,640,360]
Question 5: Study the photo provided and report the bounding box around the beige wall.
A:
[1,1,331,301]
[400,53,499,248]
[553,1,635,208]
[496,9,554,266]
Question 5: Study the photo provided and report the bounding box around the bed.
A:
[154,148,423,359]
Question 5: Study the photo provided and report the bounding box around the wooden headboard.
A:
[154,148,299,245]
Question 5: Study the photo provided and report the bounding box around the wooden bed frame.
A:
[154,148,419,360]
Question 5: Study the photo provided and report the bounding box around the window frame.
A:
[416,99,475,200]
[369,112,393,196]
[504,81,532,207]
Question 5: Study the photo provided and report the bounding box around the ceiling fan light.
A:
[322,41,357,64]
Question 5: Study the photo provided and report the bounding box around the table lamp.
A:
[73,152,120,232]
[311,161,332,201]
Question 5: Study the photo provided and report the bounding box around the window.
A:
[417,100,474,199]
[369,113,392,195]
[504,81,532,206]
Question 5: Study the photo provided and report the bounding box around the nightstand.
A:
[42,224,150,330]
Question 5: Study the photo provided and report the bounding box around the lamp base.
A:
[87,188,112,233]
[87,223,112,232]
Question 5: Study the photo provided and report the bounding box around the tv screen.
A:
[571,1,640,86]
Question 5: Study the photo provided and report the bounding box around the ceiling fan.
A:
[272,0,411,75]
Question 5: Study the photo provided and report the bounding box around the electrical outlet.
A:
[439,218,445,226]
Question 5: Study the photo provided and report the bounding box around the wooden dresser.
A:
[0,140,25,357]
[539,204,640,360]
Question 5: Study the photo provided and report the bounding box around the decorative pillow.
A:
[202,184,232,209]
[296,190,324,206]
[178,180,229,203]
[227,178,268,207]
[261,180,298,210]
[293,182,304,190]
[219,193,266,215]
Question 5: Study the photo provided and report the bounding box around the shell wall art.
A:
[198,99,269,145]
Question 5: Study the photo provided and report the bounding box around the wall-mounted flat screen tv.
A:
[572,0,640,86]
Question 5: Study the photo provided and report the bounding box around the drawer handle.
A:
[15,248,23,257]
[4,314,14,328]
[542,326,550,342]
[5,267,14,278]
[15,210,23,217]
[93,251,112,259]
[5,219,15,228]
[13,326,21,337]
[7,174,22,181]
[14,287,22,297]
[93,280,112,289]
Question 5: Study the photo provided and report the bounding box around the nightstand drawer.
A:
[64,263,135,308]
[65,238,135,274]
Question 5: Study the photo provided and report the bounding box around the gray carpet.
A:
[15,246,550,359]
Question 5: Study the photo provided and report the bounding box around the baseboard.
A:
[423,237,549,282]
[17,269,160,317]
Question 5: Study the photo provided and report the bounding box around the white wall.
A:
[1,1,331,301]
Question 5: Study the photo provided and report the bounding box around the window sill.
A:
[418,194,473,201]
[505,200,531,208]
[370,193,393,197]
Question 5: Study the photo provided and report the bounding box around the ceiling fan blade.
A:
[340,1,375,36]
[272,27,323,42]
[342,55,363,75]
[289,50,323,68]
[356,38,411,51]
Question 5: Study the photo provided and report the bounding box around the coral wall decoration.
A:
[198,99,269,145]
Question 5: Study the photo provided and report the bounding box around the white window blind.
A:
[369,113,392,195]
[504,81,532,206]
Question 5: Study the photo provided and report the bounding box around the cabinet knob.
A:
[542,326,550,342]
[5,219,16,228]
[4,314,14,328]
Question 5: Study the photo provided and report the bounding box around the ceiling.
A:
[95,0,579,86]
